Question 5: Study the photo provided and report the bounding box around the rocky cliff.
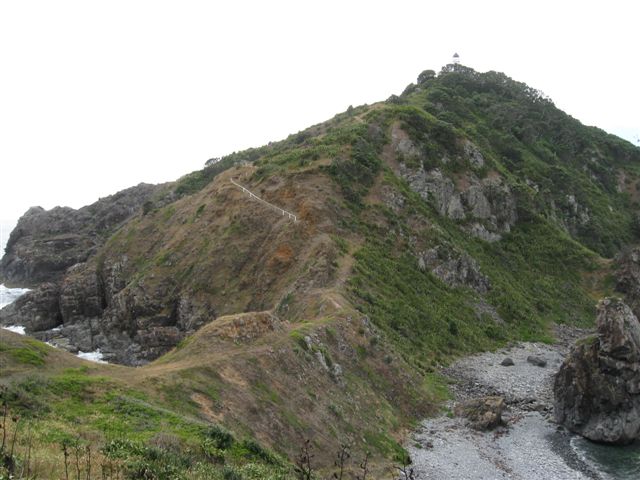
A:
[0,183,164,286]
[616,246,640,318]
[554,298,640,444]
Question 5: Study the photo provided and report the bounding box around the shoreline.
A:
[408,327,604,480]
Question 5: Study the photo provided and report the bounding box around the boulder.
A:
[0,282,61,332]
[526,355,547,367]
[500,357,514,366]
[454,396,506,430]
[417,246,490,294]
[553,298,640,444]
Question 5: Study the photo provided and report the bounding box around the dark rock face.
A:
[615,247,640,319]
[553,298,640,444]
[0,282,62,332]
[0,257,214,365]
[0,182,204,365]
[0,183,161,286]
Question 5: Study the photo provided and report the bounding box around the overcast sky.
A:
[0,0,638,225]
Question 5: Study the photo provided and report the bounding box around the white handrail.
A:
[230,178,298,222]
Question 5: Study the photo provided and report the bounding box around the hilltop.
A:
[1,64,639,478]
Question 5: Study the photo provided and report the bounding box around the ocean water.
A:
[571,436,640,480]
[0,220,30,310]
[0,284,30,309]
[0,220,108,364]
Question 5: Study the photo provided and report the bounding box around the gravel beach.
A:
[408,330,603,480]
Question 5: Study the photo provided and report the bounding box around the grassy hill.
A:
[1,65,638,479]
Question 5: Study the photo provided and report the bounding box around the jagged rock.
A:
[615,247,640,319]
[0,282,61,332]
[417,246,490,294]
[0,183,162,286]
[526,355,547,367]
[454,396,506,430]
[501,357,514,366]
[465,222,503,243]
[401,167,465,220]
[59,264,104,324]
[554,298,640,444]
[463,140,485,169]
[380,185,405,213]
[398,164,516,241]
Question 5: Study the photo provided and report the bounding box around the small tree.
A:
[417,70,436,84]
[294,439,314,480]
[396,453,417,479]
[355,451,370,480]
[332,443,351,480]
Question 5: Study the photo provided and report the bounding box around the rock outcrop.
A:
[615,246,640,318]
[390,124,517,242]
[417,246,490,294]
[0,183,163,286]
[553,298,640,444]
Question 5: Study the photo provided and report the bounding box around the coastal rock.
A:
[615,246,640,319]
[553,298,640,444]
[0,183,162,286]
[0,282,61,332]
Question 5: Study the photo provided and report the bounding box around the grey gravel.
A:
[407,339,601,480]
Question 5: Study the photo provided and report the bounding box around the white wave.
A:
[77,349,108,364]
[2,325,26,335]
[0,284,30,309]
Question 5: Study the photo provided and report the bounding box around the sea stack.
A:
[554,298,640,444]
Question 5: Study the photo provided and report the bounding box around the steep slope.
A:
[1,65,639,476]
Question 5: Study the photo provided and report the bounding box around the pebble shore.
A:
[408,331,603,479]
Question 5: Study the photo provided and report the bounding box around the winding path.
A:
[230,178,297,222]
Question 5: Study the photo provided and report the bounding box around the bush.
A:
[204,425,235,450]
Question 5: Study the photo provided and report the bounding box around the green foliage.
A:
[327,125,383,207]
[204,425,235,450]
[405,67,640,256]
[0,338,50,366]
[289,330,308,351]
[174,156,239,197]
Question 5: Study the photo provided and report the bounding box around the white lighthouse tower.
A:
[452,52,460,65]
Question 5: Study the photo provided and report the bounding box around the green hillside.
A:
[1,65,638,479]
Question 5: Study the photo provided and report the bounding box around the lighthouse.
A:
[452,52,460,65]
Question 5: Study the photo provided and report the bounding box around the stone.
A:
[417,246,490,294]
[454,396,506,430]
[0,282,61,332]
[526,355,547,367]
[500,357,514,366]
[554,298,640,444]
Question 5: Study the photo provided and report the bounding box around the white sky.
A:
[0,0,638,222]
